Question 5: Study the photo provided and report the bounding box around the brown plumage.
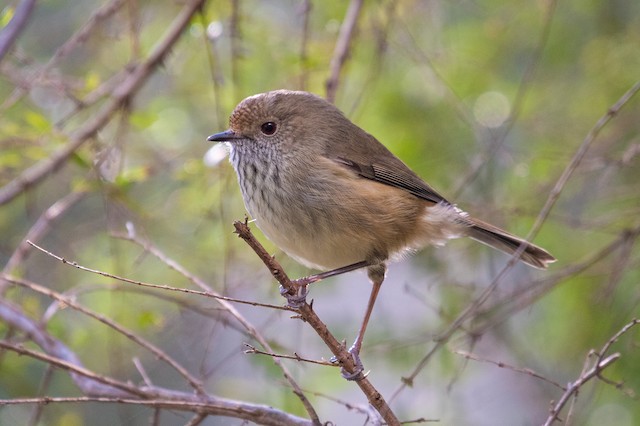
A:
[208,90,555,379]
[209,90,555,271]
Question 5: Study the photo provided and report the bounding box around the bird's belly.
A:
[248,199,369,270]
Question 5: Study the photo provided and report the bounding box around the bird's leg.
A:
[333,263,387,381]
[281,260,370,308]
[293,260,370,286]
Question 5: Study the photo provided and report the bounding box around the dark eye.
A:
[260,122,277,135]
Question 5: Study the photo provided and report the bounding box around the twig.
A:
[111,231,321,424]
[232,220,301,299]
[543,318,639,426]
[3,274,207,395]
[2,191,87,280]
[346,0,398,117]
[244,344,336,367]
[0,300,314,425]
[24,238,322,420]
[47,0,127,75]
[454,350,565,390]
[233,220,401,426]
[392,0,557,204]
[133,357,154,388]
[185,412,208,426]
[525,79,640,244]
[325,0,364,103]
[389,79,640,405]
[473,227,640,336]
[200,10,225,130]
[24,240,291,312]
[451,0,559,197]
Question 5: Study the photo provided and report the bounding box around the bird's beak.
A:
[207,130,244,142]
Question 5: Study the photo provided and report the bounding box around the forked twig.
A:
[543,319,639,426]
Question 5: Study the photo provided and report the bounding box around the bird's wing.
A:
[333,157,449,205]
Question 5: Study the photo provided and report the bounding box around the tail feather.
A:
[466,218,556,269]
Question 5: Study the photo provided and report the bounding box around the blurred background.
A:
[0,0,639,425]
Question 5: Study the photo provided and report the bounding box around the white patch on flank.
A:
[419,202,470,246]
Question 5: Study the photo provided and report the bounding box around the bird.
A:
[208,89,555,379]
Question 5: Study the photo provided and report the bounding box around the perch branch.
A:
[233,219,401,426]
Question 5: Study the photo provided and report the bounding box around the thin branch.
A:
[524,81,640,247]
[0,0,207,206]
[389,79,640,404]
[244,344,336,367]
[0,396,312,426]
[0,338,144,397]
[2,190,87,280]
[109,232,321,424]
[185,412,208,426]
[0,302,314,425]
[543,319,639,426]
[47,0,127,74]
[25,239,291,312]
[346,0,398,117]
[3,274,207,395]
[482,226,640,332]
[454,350,565,390]
[27,364,55,426]
[200,9,225,130]
[233,220,401,426]
[325,0,364,103]
[452,0,559,197]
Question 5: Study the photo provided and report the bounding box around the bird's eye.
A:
[260,122,277,136]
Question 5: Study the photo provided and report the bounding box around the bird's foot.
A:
[331,344,368,381]
[279,284,308,309]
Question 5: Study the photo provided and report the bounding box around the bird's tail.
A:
[466,217,556,269]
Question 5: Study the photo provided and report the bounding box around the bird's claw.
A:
[279,284,308,309]
[330,345,367,381]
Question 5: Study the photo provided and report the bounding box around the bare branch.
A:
[389,79,640,404]
[452,0,559,196]
[0,339,147,397]
[454,349,565,390]
[3,275,207,395]
[2,191,87,280]
[244,343,336,367]
[526,79,640,242]
[543,319,639,426]
[0,396,313,426]
[0,296,315,425]
[25,239,291,312]
[106,232,322,423]
[233,220,401,426]
[0,0,207,206]
[325,0,364,103]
